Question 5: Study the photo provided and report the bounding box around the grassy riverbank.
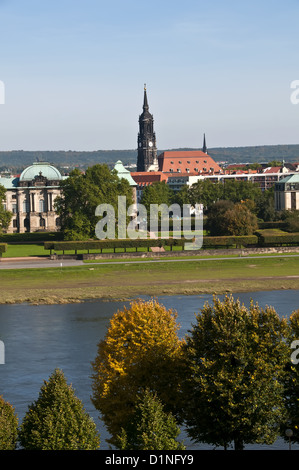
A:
[1,255,299,305]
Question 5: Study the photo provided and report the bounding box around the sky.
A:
[0,0,299,151]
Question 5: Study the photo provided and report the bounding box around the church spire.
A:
[143,83,149,111]
[202,133,207,154]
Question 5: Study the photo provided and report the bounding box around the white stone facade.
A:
[1,162,63,233]
[274,174,299,211]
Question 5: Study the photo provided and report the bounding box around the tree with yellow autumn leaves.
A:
[91,299,185,447]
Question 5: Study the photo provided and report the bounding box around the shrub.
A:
[18,369,100,450]
[0,396,18,450]
[0,243,7,256]
[117,389,185,450]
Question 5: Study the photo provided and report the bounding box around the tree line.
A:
[142,178,299,236]
[1,163,299,239]
[53,165,278,240]
[2,296,299,450]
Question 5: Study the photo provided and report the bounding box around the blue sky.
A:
[0,0,298,151]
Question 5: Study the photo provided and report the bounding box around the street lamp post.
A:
[285,428,293,450]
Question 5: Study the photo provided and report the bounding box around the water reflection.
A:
[0,290,298,450]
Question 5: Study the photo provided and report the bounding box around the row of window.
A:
[168,167,211,173]
[169,160,208,165]
[12,217,60,229]
[8,200,47,213]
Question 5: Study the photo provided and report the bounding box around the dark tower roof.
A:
[143,84,149,110]
[203,133,207,154]
[139,84,152,121]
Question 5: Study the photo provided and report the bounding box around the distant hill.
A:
[207,145,299,164]
[0,144,299,172]
[0,150,137,173]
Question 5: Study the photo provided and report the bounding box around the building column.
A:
[48,191,53,212]
[31,192,35,213]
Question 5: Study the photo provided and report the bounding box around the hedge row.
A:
[202,235,258,248]
[44,235,258,253]
[256,231,299,246]
[257,221,287,230]
[44,238,186,252]
[44,231,299,253]
[0,232,63,243]
[0,243,7,256]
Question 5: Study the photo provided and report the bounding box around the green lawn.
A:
[1,255,299,305]
[2,244,48,258]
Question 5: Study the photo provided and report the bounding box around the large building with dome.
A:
[0,161,65,233]
[0,160,137,234]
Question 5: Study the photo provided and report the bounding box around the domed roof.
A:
[20,162,62,181]
[113,160,137,186]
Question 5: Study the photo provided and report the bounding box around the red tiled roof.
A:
[157,150,222,174]
[263,167,282,173]
[131,171,168,185]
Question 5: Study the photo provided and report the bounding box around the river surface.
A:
[0,290,299,450]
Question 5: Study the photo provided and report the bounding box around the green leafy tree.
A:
[221,179,262,205]
[0,184,12,233]
[281,209,299,232]
[140,181,174,213]
[205,200,234,235]
[172,184,190,207]
[248,163,262,171]
[189,179,221,210]
[0,396,18,450]
[91,299,184,446]
[205,200,258,236]
[281,310,299,444]
[183,295,289,450]
[256,187,276,222]
[225,202,258,235]
[18,369,100,450]
[55,164,133,240]
[189,179,262,213]
[116,388,185,450]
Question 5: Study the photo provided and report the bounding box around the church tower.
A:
[137,85,158,172]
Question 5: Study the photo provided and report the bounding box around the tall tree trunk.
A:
[234,438,244,450]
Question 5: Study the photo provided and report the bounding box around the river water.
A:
[0,290,298,450]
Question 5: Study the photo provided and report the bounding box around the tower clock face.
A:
[149,141,153,147]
